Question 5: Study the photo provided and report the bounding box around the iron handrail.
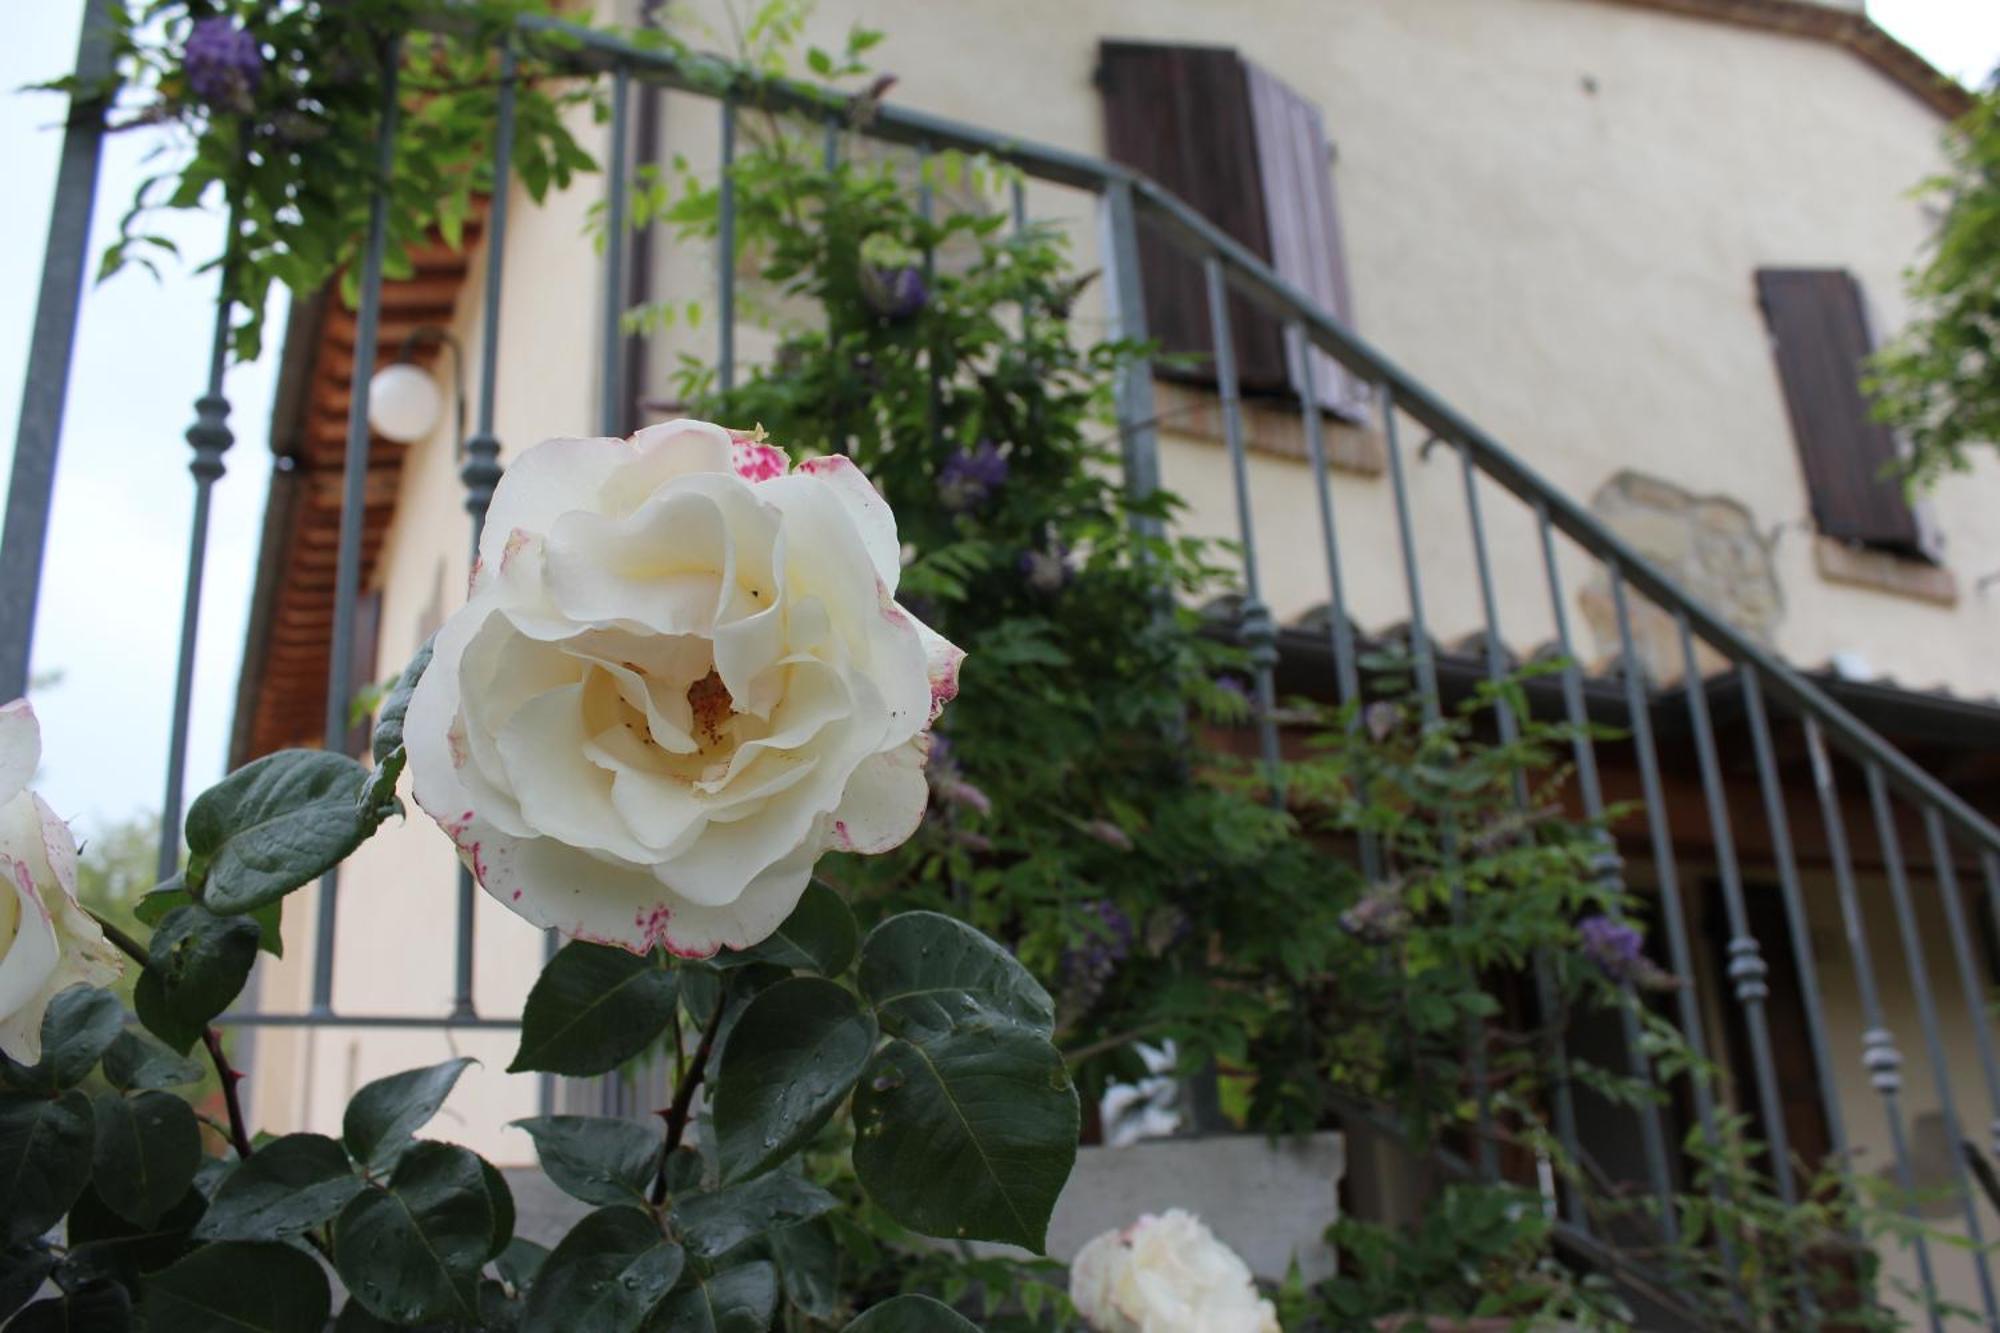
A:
[466,11,2000,858]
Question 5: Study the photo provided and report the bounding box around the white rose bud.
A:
[0,699,122,1064]
[1070,1209,1281,1333]
[405,422,963,957]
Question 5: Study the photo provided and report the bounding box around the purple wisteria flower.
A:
[937,442,1008,513]
[183,18,263,114]
[1579,913,1678,990]
[860,264,927,320]
[926,734,992,816]
[1082,819,1133,853]
[1340,879,1411,945]
[1059,900,1134,996]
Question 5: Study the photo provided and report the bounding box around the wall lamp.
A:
[366,325,466,448]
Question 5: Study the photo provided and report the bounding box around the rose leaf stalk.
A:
[651,995,727,1207]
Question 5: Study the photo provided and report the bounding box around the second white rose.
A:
[404,421,962,958]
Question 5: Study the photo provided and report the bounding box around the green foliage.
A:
[81,0,600,361]
[1869,85,2000,487]
[184,747,400,915]
[144,1241,331,1332]
[510,941,682,1076]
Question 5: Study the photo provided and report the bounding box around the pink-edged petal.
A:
[0,850,59,1065]
[794,454,899,592]
[729,435,790,483]
[604,419,736,512]
[905,608,963,722]
[0,699,40,812]
[828,739,929,854]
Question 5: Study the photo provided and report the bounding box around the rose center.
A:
[686,669,734,751]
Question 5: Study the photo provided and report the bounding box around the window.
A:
[1755,268,1937,562]
[1096,41,1369,421]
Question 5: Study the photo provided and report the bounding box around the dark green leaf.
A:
[0,1089,94,1245]
[678,964,721,1030]
[851,1029,1077,1251]
[101,1030,204,1091]
[342,1056,474,1173]
[717,883,857,977]
[8,986,123,1093]
[496,1237,549,1292]
[674,1173,839,1260]
[59,1186,205,1289]
[332,1301,396,1331]
[510,943,678,1076]
[333,1141,492,1326]
[133,905,259,1054]
[193,1132,362,1240]
[185,748,377,914]
[136,885,282,957]
[482,1277,526,1333]
[512,1115,663,1207]
[712,978,875,1184]
[843,1295,982,1332]
[11,1282,132,1331]
[0,1242,55,1321]
[372,637,433,764]
[857,913,1054,1042]
[767,1221,836,1321]
[92,1090,201,1227]
[521,1206,684,1333]
[145,1240,330,1332]
[646,1260,779,1333]
[482,1154,517,1259]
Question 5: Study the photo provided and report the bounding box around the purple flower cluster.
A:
[937,442,1008,513]
[925,735,992,817]
[1340,880,1411,945]
[183,18,263,114]
[1062,900,1135,990]
[860,264,927,320]
[1578,913,1677,989]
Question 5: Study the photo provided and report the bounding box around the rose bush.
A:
[0,699,121,1064]
[405,419,961,957]
[1070,1210,1280,1333]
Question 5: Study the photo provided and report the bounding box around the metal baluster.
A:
[717,97,736,394]
[1460,447,1584,1223]
[1923,809,2000,1160]
[1988,851,2000,972]
[448,46,519,1023]
[1740,672,1850,1167]
[599,66,631,437]
[1534,508,1678,1236]
[314,43,402,1015]
[1378,395,1439,713]
[1202,259,1281,798]
[157,240,238,881]
[1010,177,1026,234]
[823,117,840,171]
[1805,720,1943,1330]
[1677,622,1812,1322]
[1677,620,1794,1200]
[1289,324,1377,881]
[1607,571,1738,1276]
[1866,768,2000,1324]
[1378,395,1494,1175]
[1099,180,1161,536]
[0,0,115,699]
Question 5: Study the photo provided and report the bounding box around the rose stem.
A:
[88,907,256,1160]
[651,997,727,1206]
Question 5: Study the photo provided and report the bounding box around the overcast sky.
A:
[1,1,1996,839]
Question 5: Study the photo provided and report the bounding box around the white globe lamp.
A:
[367,361,445,444]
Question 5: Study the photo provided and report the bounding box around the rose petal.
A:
[828,739,929,854]
[0,699,40,813]
[794,454,900,592]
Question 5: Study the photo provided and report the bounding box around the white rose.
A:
[1070,1210,1281,1333]
[405,421,962,957]
[0,699,122,1065]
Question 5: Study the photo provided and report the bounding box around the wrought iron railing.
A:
[7,9,2000,1323]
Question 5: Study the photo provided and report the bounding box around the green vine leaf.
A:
[100,1030,204,1092]
[193,1132,364,1241]
[648,1260,780,1333]
[332,1141,494,1327]
[91,1089,201,1228]
[12,1282,133,1331]
[510,942,679,1076]
[512,1115,664,1208]
[184,748,387,915]
[673,1173,839,1260]
[711,977,875,1185]
[857,912,1055,1043]
[843,1294,983,1332]
[133,905,260,1055]
[714,881,858,976]
[5,985,123,1093]
[145,1239,331,1332]
[520,1205,684,1333]
[343,1057,476,1175]
[0,1090,94,1245]
[850,1028,1077,1252]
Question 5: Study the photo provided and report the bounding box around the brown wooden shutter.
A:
[1245,61,1370,421]
[1756,268,1927,558]
[1096,41,1289,392]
